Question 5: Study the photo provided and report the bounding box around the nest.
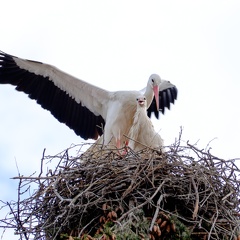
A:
[1,134,240,240]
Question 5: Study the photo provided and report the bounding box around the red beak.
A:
[153,85,159,111]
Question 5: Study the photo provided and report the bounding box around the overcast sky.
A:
[1,1,240,239]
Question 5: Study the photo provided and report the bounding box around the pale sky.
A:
[1,1,240,239]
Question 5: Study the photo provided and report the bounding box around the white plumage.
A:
[0,51,177,148]
[128,96,164,151]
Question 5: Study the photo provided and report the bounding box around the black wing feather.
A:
[147,85,178,119]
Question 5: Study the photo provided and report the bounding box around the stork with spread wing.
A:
[0,51,177,148]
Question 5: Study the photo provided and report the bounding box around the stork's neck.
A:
[131,106,147,134]
[144,85,154,109]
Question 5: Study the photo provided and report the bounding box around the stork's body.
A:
[128,96,164,151]
[100,90,142,146]
[0,51,177,148]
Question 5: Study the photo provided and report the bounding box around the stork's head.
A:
[148,74,161,111]
[136,96,147,108]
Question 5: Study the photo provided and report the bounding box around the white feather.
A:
[128,96,164,151]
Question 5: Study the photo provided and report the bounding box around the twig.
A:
[11,176,55,180]
[38,148,46,178]
[191,176,199,220]
[149,194,166,231]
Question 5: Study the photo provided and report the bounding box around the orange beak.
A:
[153,85,159,111]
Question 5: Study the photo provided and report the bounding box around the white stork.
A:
[0,51,177,148]
[128,95,164,152]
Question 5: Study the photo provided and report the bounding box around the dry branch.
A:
[0,134,240,240]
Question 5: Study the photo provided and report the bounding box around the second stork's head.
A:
[136,95,147,109]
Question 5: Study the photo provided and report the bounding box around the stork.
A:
[128,95,164,152]
[0,51,177,148]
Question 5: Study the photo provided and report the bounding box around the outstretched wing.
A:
[0,51,109,140]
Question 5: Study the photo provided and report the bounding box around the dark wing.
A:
[0,51,105,140]
[147,85,178,118]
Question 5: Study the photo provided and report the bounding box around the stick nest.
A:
[1,135,240,240]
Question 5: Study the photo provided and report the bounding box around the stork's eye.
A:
[136,98,139,101]
[144,97,146,100]
[151,79,154,83]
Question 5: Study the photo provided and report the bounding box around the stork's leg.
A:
[116,137,126,155]
[117,139,129,156]
[116,138,121,149]
[115,132,127,156]
[122,140,129,155]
